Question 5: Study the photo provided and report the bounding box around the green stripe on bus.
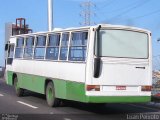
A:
[7,71,151,103]
[7,71,14,85]
[7,71,86,101]
[54,80,86,102]
[86,96,151,103]
[7,71,46,94]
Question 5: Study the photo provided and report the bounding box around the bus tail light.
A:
[86,85,100,91]
[141,86,152,91]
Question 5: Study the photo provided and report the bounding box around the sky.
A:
[0,0,160,69]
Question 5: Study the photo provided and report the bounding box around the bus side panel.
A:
[66,81,86,102]
[6,71,14,85]
[53,79,67,99]
[6,71,87,100]
[5,71,151,103]
[16,72,45,94]
[21,73,45,94]
[54,79,86,102]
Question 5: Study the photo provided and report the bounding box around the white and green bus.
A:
[5,24,152,107]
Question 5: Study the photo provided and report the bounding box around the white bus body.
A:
[5,24,152,106]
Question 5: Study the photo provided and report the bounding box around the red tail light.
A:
[86,85,100,91]
[141,86,152,91]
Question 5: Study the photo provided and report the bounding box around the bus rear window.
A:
[97,30,148,59]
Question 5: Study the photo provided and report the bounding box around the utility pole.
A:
[48,0,53,31]
[80,0,95,26]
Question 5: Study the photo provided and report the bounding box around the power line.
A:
[108,0,149,22]
[99,0,118,9]
[130,8,160,20]
[113,8,160,24]
[95,0,139,23]
[95,0,121,24]
[97,0,140,15]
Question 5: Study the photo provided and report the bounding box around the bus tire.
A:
[14,77,24,97]
[46,82,60,107]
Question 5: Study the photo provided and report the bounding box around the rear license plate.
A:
[116,86,126,90]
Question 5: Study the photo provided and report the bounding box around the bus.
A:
[5,24,152,107]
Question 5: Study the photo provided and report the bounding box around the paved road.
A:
[0,78,160,120]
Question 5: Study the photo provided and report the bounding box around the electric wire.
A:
[129,8,160,20]
[97,0,140,15]
[108,0,149,22]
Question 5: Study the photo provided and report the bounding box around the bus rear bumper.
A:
[85,96,151,103]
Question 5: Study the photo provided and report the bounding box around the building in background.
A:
[5,18,32,44]
[4,18,32,67]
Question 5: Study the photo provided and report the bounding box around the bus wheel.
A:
[46,82,60,107]
[14,77,24,97]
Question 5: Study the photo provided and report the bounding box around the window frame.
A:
[45,33,61,60]
[94,28,149,59]
[59,32,70,61]
[15,37,25,59]
[68,31,88,62]
[8,44,15,58]
[34,35,47,60]
[24,36,35,59]
[12,28,89,62]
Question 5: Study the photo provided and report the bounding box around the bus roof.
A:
[10,24,151,38]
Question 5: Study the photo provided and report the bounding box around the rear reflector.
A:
[86,85,100,91]
[141,86,152,91]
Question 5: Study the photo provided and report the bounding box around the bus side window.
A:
[46,33,60,60]
[60,33,69,60]
[24,36,34,59]
[15,37,24,58]
[34,35,46,59]
[69,32,88,61]
[7,44,14,65]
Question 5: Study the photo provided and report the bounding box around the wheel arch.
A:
[44,78,54,94]
[12,73,17,85]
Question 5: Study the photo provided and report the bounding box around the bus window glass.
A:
[48,34,60,46]
[71,32,88,46]
[60,47,68,60]
[98,30,148,58]
[34,48,45,59]
[36,36,46,46]
[69,32,88,61]
[60,33,69,60]
[34,35,46,59]
[26,37,34,47]
[46,47,59,60]
[8,45,14,58]
[46,34,60,60]
[15,48,23,58]
[15,37,24,58]
[17,37,24,47]
[61,33,69,46]
[69,47,86,61]
[24,48,33,58]
[24,36,34,59]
